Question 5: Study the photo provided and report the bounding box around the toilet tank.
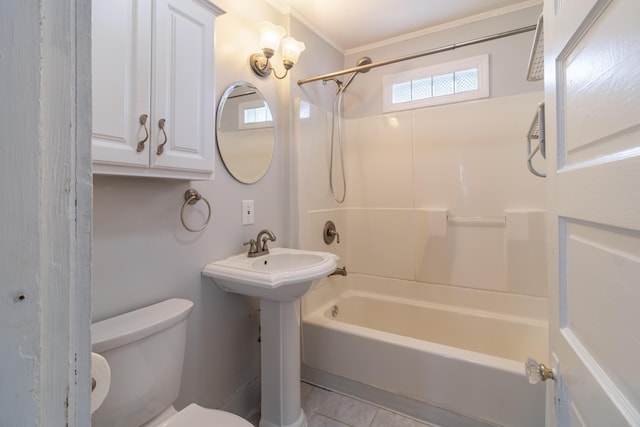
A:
[91,298,194,427]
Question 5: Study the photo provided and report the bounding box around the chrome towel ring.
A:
[180,189,211,232]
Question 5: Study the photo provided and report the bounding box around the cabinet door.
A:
[92,0,151,168]
[151,0,215,174]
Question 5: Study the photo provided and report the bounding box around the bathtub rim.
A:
[303,273,549,323]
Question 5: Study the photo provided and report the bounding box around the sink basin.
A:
[202,247,339,301]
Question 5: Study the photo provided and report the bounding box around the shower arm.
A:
[297,25,536,86]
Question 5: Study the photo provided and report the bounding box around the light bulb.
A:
[258,21,285,57]
[281,37,305,67]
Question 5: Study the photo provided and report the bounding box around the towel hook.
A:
[180,189,211,232]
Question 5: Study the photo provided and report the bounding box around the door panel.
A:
[546,0,640,425]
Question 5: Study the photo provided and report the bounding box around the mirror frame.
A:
[216,81,275,184]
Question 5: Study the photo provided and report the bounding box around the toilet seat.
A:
[160,403,253,427]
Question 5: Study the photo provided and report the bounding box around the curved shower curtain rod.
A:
[297,24,536,86]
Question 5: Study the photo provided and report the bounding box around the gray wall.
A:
[343,5,543,118]
[92,0,295,417]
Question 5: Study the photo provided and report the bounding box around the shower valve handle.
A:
[323,221,340,244]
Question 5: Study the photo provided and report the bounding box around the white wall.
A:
[92,0,302,416]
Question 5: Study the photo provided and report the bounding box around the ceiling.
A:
[267,0,540,52]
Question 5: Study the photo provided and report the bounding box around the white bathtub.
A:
[301,274,548,427]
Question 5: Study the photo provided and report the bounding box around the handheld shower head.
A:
[340,56,373,93]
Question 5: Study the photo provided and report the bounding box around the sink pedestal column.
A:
[259,299,307,427]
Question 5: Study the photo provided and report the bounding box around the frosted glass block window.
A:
[432,73,454,97]
[412,78,432,100]
[383,55,489,112]
[455,68,479,93]
[392,82,412,104]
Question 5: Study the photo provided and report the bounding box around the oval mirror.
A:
[216,82,275,184]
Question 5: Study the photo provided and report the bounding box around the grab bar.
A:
[447,215,506,226]
[526,102,546,178]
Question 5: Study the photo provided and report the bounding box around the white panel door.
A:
[92,0,151,167]
[151,0,215,173]
[545,0,640,425]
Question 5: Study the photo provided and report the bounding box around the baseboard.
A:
[219,376,262,421]
[302,365,498,427]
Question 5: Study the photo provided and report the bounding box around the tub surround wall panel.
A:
[305,209,347,262]
[296,102,335,212]
[344,113,414,209]
[344,209,416,280]
[295,101,342,251]
[505,210,547,297]
[447,223,508,291]
[302,93,547,297]
[414,209,451,286]
[412,92,545,214]
[290,16,345,248]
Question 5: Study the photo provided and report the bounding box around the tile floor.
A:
[249,381,436,427]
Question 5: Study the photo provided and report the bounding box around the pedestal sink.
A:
[202,248,338,427]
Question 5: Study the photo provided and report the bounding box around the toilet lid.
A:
[163,403,253,427]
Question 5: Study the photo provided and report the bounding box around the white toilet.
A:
[91,298,253,427]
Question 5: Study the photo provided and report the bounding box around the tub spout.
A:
[329,266,347,277]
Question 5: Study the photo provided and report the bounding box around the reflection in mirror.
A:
[216,82,275,184]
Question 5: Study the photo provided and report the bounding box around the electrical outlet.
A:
[242,200,254,225]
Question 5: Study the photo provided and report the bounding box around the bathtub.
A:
[301,274,548,427]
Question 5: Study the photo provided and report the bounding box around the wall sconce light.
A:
[250,21,305,80]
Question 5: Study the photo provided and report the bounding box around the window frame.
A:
[383,54,490,112]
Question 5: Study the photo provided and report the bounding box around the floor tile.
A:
[255,382,436,427]
[307,413,351,427]
[312,388,377,427]
[302,384,335,415]
[371,408,435,427]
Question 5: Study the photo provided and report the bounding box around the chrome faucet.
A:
[244,229,277,257]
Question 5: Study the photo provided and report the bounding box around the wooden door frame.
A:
[0,1,92,425]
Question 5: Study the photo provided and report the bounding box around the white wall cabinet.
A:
[92,0,223,179]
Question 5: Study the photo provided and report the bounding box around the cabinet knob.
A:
[157,118,168,155]
[136,114,149,152]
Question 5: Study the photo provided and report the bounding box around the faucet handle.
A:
[260,236,271,251]
[243,239,258,254]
